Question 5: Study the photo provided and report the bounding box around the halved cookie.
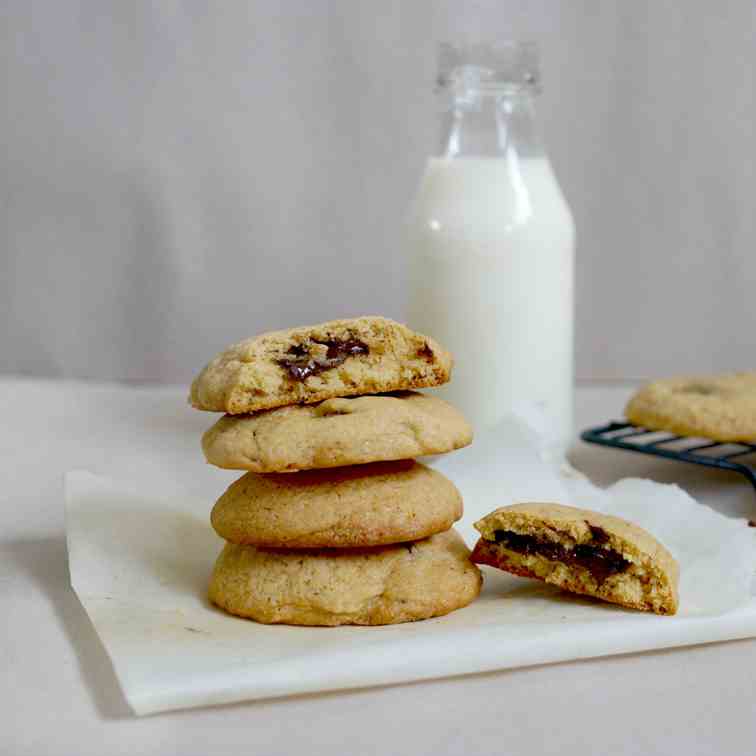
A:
[211,460,463,548]
[190,316,452,414]
[208,529,482,626]
[626,372,756,442]
[202,391,472,472]
[472,503,679,615]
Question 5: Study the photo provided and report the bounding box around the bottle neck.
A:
[438,90,544,159]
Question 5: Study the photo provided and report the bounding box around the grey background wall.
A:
[2,0,754,383]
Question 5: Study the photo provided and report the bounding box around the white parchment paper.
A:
[65,416,756,715]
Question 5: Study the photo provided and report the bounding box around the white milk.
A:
[407,156,575,447]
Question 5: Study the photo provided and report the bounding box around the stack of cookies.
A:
[189,316,482,626]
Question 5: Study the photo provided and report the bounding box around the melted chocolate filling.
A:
[278,338,369,381]
[493,524,630,584]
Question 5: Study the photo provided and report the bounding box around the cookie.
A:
[208,529,482,626]
[211,459,463,548]
[626,372,756,442]
[471,503,679,615]
[190,316,452,414]
[202,391,473,472]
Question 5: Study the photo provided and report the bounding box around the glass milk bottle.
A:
[407,42,575,449]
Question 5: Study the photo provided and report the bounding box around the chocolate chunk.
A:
[281,360,318,381]
[492,529,630,585]
[587,523,610,544]
[278,337,369,382]
[312,338,369,361]
[417,342,434,361]
[287,343,309,357]
[748,520,756,528]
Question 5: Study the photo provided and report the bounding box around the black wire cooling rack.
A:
[580,421,756,495]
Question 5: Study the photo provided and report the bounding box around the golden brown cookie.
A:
[190,316,452,414]
[625,372,756,442]
[201,391,472,472]
[208,529,482,626]
[211,460,463,548]
[471,503,679,615]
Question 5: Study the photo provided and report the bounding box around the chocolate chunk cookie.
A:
[626,372,756,442]
[208,529,482,626]
[471,503,679,615]
[202,391,472,472]
[211,460,463,548]
[190,316,452,414]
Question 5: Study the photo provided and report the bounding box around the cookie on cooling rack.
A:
[626,372,756,442]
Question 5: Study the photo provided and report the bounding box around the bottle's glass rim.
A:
[436,41,540,94]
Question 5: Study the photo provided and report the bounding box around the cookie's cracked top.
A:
[189,316,452,414]
[210,459,463,548]
[201,391,472,473]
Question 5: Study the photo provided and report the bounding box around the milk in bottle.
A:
[407,42,575,449]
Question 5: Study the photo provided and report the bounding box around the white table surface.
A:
[2,377,754,755]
